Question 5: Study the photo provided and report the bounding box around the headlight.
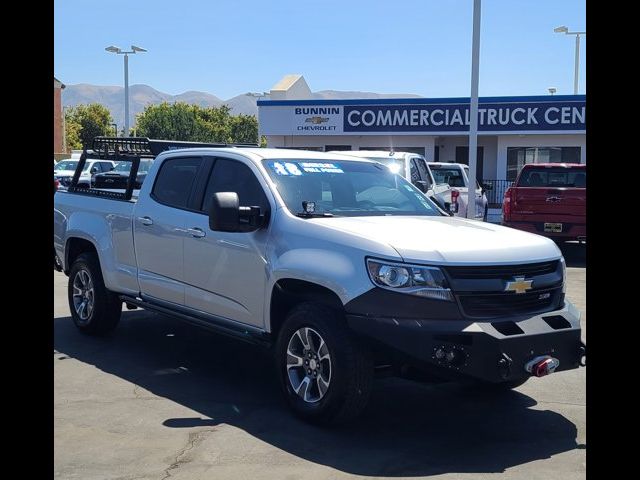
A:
[366,258,453,301]
[560,257,566,293]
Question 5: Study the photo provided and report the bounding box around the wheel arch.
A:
[268,278,345,338]
[65,236,100,274]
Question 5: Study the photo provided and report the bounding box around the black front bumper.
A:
[346,301,584,383]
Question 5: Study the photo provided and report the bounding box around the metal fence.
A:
[482,179,513,208]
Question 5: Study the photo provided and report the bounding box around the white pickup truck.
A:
[54,139,585,424]
[328,150,454,213]
[428,162,490,221]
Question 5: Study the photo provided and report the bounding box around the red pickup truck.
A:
[502,163,586,242]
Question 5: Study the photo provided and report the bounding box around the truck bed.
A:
[54,190,140,295]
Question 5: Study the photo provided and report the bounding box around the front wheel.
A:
[68,252,122,335]
[275,303,373,425]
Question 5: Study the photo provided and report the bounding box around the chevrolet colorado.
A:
[503,163,586,242]
[54,138,585,424]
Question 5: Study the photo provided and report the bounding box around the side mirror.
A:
[90,167,98,174]
[482,183,493,191]
[415,180,430,193]
[209,192,266,232]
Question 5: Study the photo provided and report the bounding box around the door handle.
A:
[188,227,206,238]
[137,216,153,226]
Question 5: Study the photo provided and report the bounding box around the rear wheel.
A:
[275,303,373,425]
[68,252,121,335]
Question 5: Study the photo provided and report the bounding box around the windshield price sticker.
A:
[270,161,344,175]
[300,162,344,174]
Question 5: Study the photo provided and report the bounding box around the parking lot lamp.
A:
[105,45,147,137]
[554,26,586,94]
[466,0,482,219]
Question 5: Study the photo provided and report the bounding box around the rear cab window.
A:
[430,166,466,187]
[517,167,586,187]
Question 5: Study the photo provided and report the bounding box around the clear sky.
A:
[54,0,586,100]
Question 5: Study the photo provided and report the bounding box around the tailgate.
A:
[512,187,585,218]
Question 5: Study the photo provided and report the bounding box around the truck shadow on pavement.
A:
[54,311,580,477]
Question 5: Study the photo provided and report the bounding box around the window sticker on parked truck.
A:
[269,161,344,175]
[299,162,344,174]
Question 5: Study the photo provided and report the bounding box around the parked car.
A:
[502,163,586,242]
[55,145,585,425]
[428,162,489,221]
[92,159,154,189]
[54,159,116,187]
[328,151,454,213]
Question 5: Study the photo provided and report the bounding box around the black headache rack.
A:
[66,137,259,201]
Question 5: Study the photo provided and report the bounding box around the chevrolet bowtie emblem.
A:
[305,116,329,124]
[505,276,533,294]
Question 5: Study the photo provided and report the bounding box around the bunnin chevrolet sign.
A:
[257,96,586,136]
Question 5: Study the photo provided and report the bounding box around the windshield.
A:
[518,167,586,187]
[111,160,153,173]
[263,159,442,217]
[430,166,467,187]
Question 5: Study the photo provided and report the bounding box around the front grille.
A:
[458,288,562,318]
[445,261,559,280]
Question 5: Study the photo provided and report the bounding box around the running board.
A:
[120,295,272,348]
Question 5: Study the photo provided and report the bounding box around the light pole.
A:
[554,26,586,94]
[466,0,482,219]
[105,45,147,137]
[111,123,118,136]
[246,92,269,145]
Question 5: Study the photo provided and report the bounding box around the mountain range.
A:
[62,84,422,128]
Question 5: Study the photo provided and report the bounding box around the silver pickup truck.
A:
[54,140,585,424]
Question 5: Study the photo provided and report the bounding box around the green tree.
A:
[135,102,259,144]
[64,104,113,150]
[230,114,259,144]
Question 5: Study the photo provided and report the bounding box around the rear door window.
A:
[152,157,203,209]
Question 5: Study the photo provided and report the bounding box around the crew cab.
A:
[502,163,586,242]
[428,162,489,221]
[328,150,454,212]
[54,138,585,424]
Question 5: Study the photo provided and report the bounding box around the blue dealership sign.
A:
[343,100,585,133]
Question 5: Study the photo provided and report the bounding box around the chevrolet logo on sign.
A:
[305,116,329,125]
[505,276,533,294]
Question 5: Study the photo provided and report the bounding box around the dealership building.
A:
[257,75,586,221]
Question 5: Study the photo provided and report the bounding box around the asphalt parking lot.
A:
[54,243,586,480]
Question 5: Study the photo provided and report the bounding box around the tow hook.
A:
[579,342,586,367]
[525,355,560,377]
[497,353,513,379]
